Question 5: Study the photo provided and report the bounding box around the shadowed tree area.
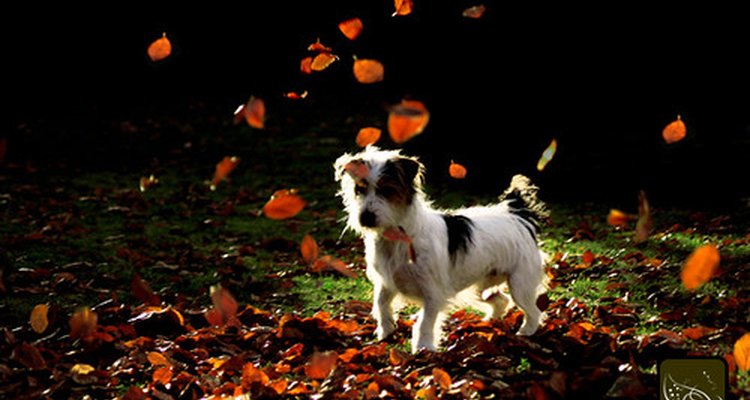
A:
[1,3,749,399]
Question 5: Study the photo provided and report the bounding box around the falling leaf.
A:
[30,304,49,334]
[344,160,370,180]
[311,52,338,71]
[449,161,467,179]
[353,58,384,84]
[462,5,486,18]
[210,156,240,190]
[70,307,97,339]
[147,351,171,367]
[304,351,338,379]
[139,175,159,192]
[152,367,172,385]
[284,90,308,100]
[300,57,314,74]
[208,284,239,326]
[432,367,452,390]
[634,190,652,243]
[313,256,357,278]
[243,97,266,129]
[131,274,161,306]
[393,0,413,16]
[147,32,172,61]
[307,38,332,52]
[734,333,750,371]
[339,17,363,40]
[356,127,381,147]
[388,99,430,144]
[300,234,319,265]
[662,115,686,144]
[263,189,306,220]
[680,244,720,291]
[607,209,629,227]
[536,138,557,171]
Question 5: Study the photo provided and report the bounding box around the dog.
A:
[334,146,548,353]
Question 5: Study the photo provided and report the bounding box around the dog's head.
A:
[334,146,424,232]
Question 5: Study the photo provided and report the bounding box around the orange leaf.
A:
[353,59,384,84]
[152,367,172,385]
[607,209,629,227]
[69,307,97,339]
[147,351,171,367]
[313,256,357,278]
[734,333,750,371]
[432,367,452,390]
[681,326,716,340]
[30,304,49,334]
[344,160,370,180]
[242,362,270,388]
[147,33,171,61]
[634,190,652,243]
[680,244,720,291]
[536,138,557,171]
[339,18,364,40]
[662,115,686,144]
[209,284,239,325]
[415,386,438,400]
[300,57,313,74]
[284,90,308,100]
[393,0,413,16]
[356,127,382,147]
[389,348,408,366]
[243,97,266,129]
[582,250,595,265]
[383,227,412,243]
[300,234,319,265]
[311,52,338,71]
[131,273,161,306]
[307,38,332,53]
[462,5,486,18]
[263,189,306,220]
[449,161,467,179]
[211,156,240,190]
[267,379,288,395]
[388,99,430,144]
[304,351,338,379]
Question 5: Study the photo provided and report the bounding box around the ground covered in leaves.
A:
[1,107,749,399]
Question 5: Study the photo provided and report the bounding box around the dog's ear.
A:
[334,154,353,181]
[394,156,422,185]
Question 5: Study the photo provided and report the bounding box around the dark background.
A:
[4,3,749,208]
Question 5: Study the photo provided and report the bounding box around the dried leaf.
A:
[147,351,171,367]
[536,138,557,171]
[634,190,652,243]
[30,304,49,334]
[70,307,97,339]
[356,127,382,147]
[680,244,720,291]
[582,250,595,265]
[304,351,338,379]
[681,326,716,340]
[389,348,408,366]
[300,57,313,74]
[662,115,686,144]
[12,342,47,370]
[313,256,357,278]
[139,175,159,192]
[148,33,171,61]
[284,90,308,100]
[432,367,452,390]
[300,234,319,265]
[267,379,288,395]
[462,5,486,19]
[311,52,338,71]
[607,209,629,227]
[71,363,97,384]
[263,190,306,220]
[243,97,266,129]
[353,59,384,84]
[307,38,332,52]
[131,274,161,306]
[208,285,239,326]
[211,156,240,190]
[242,362,270,388]
[339,18,363,40]
[449,161,467,179]
[388,100,430,144]
[383,227,412,243]
[152,366,173,385]
[393,0,413,16]
[734,333,750,371]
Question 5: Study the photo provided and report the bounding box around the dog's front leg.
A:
[373,284,397,340]
[412,298,442,353]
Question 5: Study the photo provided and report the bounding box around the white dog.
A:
[334,146,548,353]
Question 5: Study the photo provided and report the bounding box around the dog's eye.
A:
[376,186,396,198]
[354,182,368,196]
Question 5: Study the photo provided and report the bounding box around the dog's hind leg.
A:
[373,284,397,340]
[508,266,545,336]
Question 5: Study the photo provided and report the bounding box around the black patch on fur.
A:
[503,192,541,240]
[442,214,474,261]
[376,158,420,205]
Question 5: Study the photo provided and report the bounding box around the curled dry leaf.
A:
[304,351,338,379]
[356,127,381,147]
[607,209,629,227]
[311,52,338,71]
[300,57,313,74]
[131,273,161,306]
[353,59,384,84]
[147,351,171,367]
[734,333,750,371]
[462,4,486,18]
[432,367,452,390]
[69,307,97,339]
[634,190,652,243]
[263,189,306,220]
[307,38,332,53]
[393,0,413,16]
[662,115,686,144]
[339,17,363,40]
[388,99,430,144]
[243,97,266,129]
[300,234,319,265]
[536,138,557,171]
[30,304,49,334]
[208,284,239,326]
[152,366,173,385]
[211,156,240,190]
[449,161,467,179]
[147,33,171,61]
[680,244,720,291]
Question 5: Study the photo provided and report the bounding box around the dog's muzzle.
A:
[359,210,377,228]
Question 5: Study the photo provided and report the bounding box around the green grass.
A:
[290,274,372,316]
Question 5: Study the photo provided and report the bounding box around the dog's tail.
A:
[499,175,548,237]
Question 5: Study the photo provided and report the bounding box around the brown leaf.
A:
[147,351,171,367]
[152,367,173,385]
[312,256,357,278]
[29,304,49,334]
[242,362,270,389]
[69,307,97,339]
[243,97,266,129]
[131,274,161,306]
[462,4,487,18]
[300,234,319,265]
[122,386,147,400]
[681,326,716,341]
[304,351,338,380]
[634,190,652,243]
[208,285,239,326]
[432,367,452,390]
[12,342,47,370]
[388,348,408,366]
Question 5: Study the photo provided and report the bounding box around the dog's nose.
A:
[359,210,377,227]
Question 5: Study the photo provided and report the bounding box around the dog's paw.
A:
[375,322,396,340]
[411,340,437,354]
[516,322,539,336]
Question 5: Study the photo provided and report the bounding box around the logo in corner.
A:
[659,358,726,400]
